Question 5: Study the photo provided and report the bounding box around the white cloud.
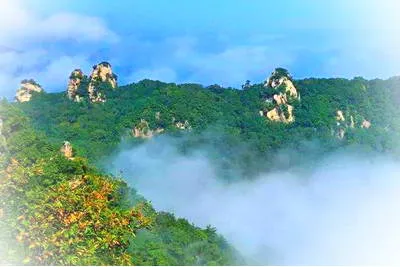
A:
[0,49,47,98]
[37,13,119,43]
[0,0,31,38]
[22,55,92,90]
[0,53,92,98]
[0,49,47,73]
[0,0,118,47]
[0,0,118,99]
[112,138,400,265]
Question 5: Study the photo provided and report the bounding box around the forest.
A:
[1,68,400,264]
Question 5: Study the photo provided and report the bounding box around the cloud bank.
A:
[110,137,400,265]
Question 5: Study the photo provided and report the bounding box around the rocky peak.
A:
[67,69,84,101]
[361,119,371,128]
[15,79,43,102]
[89,62,117,88]
[66,62,118,103]
[265,68,291,86]
[87,62,117,103]
[260,68,299,123]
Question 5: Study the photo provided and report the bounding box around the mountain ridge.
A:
[4,63,400,265]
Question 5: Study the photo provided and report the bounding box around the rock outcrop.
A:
[361,119,371,129]
[266,105,294,123]
[89,62,117,89]
[60,141,73,159]
[260,68,299,123]
[66,62,118,103]
[132,119,164,139]
[88,62,117,102]
[265,68,298,98]
[335,110,345,122]
[172,117,192,131]
[15,79,43,102]
[67,69,84,101]
[132,114,192,139]
[175,121,192,130]
[335,109,372,139]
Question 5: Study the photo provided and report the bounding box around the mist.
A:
[110,136,400,265]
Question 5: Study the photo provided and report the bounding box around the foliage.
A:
[16,75,400,177]
[0,103,238,265]
[269,67,291,81]
[4,73,400,265]
[128,212,240,266]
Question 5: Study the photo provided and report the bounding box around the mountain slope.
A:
[0,102,240,265]
[3,67,400,265]
[15,71,400,177]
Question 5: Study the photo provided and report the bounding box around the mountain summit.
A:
[15,79,43,103]
[66,62,118,103]
[260,68,300,123]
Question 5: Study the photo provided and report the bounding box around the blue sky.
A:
[0,0,399,98]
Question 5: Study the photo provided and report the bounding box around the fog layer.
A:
[110,137,400,265]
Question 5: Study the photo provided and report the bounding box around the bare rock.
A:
[336,110,345,122]
[261,68,299,123]
[89,62,117,87]
[67,69,84,101]
[361,119,371,128]
[132,119,164,139]
[15,79,43,102]
[175,120,192,130]
[60,141,73,159]
[66,62,118,103]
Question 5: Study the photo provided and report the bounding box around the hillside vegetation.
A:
[2,66,400,265]
[16,71,400,176]
[0,102,239,265]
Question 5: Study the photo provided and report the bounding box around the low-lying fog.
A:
[110,136,400,265]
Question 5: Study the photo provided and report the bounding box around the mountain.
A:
[14,65,400,174]
[15,79,44,103]
[1,63,400,265]
[67,62,118,103]
[0,101,240,265]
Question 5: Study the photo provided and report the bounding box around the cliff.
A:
[66,62,118,103]
[89,62,117,89]
[15,79,43,102]
[88,62,117,102]
[67,69,84,101]
[260,68,299,123]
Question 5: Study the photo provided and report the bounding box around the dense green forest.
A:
[2,67,400,265]
[15,73,400,177]
[0,102,239,265]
